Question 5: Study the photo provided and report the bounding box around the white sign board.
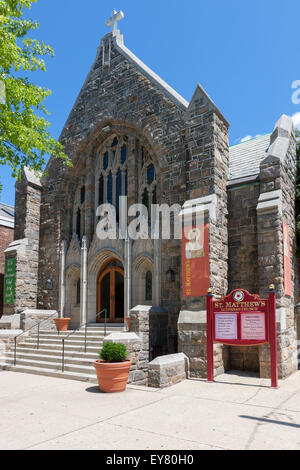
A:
[215,313,238,340]
[241,313,266,341]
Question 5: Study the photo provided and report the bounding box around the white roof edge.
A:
[0,219,14,229]
[113,32,189,110]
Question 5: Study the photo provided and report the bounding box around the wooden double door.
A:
[97,264,124,323]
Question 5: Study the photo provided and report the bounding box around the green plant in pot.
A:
[94,342,132,393]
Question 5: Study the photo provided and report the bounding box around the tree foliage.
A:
[0,0,71,182]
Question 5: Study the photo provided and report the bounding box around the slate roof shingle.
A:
[229,134,271,181]
[0,203,15,229]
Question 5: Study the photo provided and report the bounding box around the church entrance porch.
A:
[97,260,124,323]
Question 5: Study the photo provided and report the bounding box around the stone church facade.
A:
[3,23,299,380]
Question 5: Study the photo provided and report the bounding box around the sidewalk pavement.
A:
[1,370,300,450]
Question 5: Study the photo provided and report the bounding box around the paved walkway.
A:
[1,370,300,450]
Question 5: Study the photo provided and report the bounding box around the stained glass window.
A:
[147,164,155,186]
[98,175,104,206]
[121,145,127,165]
[103,152,109,171]
[152,185,157,205]
[142,187,149,212]
[107,172,113,204]
[116,169,122,220]
[112,137,118,147]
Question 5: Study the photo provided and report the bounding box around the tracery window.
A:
[139,147,157,221]
[73,180,86,242]
[96,136,128,222]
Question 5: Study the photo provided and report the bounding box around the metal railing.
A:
[14,313,59,366]
[61,309,107,373]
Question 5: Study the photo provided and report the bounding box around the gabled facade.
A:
[4,24,298,380]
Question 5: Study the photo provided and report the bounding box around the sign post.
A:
[206,289,214,383]
[206,286,278,389]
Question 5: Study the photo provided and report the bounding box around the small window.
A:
[103,152,109,171]
[121,145,127,165]
[142,188,149,212]
[145,271,152,301]
[107,172,113,204]
[80,186,85,204]
[147,164,155,186]
[76,209,81,239]
[152,185,157,205]
[98,175,104,206]
[112,137,118,148]
[76,279,81,305]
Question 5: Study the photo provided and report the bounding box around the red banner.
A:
[283,221,292,296]
[182,223,210,297]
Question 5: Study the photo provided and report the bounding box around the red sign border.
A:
[206,288,278,388]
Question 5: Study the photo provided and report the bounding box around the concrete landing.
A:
[1,370,300,450]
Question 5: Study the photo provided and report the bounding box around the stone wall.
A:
[148,353,189,388]
[4,168,42,321]
[257,116,297,379]
[130,305,168,363]
[227,182,260,372]
[103,332,148,386]
[178,90,230,378]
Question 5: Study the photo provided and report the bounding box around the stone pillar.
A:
[59,240,66,318]
[124,237,132,322]
[257,115,297,379]
[178,85,230,378]
[130,305,168,362]
[80,236,88,324]
[3,168,42,327]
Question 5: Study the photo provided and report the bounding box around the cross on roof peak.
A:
[106,10,124,32]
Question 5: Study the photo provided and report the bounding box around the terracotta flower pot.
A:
[125,317,131,330]
[94,359,132,393]
[54,318,71,332]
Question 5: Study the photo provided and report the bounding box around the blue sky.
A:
[1,0,300,206]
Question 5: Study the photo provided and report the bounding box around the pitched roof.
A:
[0,203,15,229]
[229,134,271,181]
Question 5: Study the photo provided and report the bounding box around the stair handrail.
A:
[13,312,59,366]
[61,309,107,373]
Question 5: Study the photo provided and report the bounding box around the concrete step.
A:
[31,333,108,342]
[21,338,104,347]
[4,351,98,366]
[0,363,97,383]
[0,356,96,375]
[12,347,99,360]
[15,342,102,353]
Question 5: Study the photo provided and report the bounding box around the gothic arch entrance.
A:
[97,259,124,323]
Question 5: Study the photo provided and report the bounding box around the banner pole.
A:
[206,289,214,383]
[268,284,278,389]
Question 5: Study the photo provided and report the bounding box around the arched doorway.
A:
[97,259,124,323]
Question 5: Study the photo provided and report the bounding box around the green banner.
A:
[4,258,16,305]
